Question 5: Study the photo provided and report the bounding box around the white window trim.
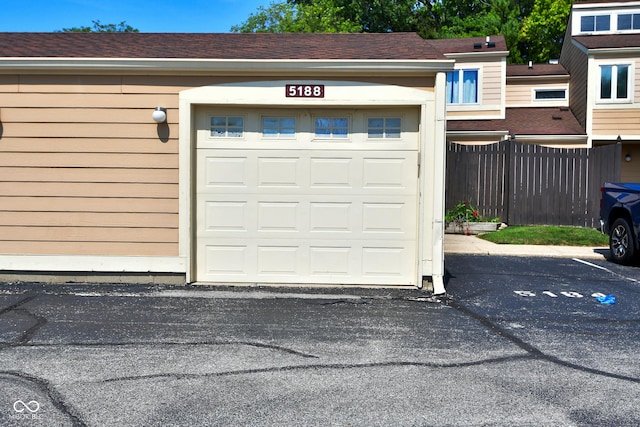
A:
[446,68,480,105]
[532,87,568,102]
[597,62,633,104]
[573,9,640,35]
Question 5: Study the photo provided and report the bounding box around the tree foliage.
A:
[232,0,571,64]
[519,0,572,63]
[61,20,139,33]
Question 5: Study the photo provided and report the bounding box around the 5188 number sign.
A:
[286,84,324,98]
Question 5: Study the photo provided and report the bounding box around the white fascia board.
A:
[0,58,455,74]
[507,75,570,81]
[447,130,510,137]
[443,51,509,60]
[586,47,640,56]
[514,134,588,144]
[0,255,187,273]
[573,1,640,9]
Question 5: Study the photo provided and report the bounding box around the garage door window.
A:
[262,117,296,138]
[211,116,244,138]
[314,117,349,139]
[368,117,401,139]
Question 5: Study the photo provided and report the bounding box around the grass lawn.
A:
[478,225,609,246]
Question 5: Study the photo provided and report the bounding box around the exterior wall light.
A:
[152,107,167,123]
[625,154,632,162]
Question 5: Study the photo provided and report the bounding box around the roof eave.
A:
[443,50,509,59]
[0,58,456,74]
[514,134,588,142]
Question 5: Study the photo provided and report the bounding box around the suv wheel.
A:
[610,217,636,264]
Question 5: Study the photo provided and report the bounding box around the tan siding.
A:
[592,109,640,134]
[0,75,19,92]
[0,138,177,153]
[0,212,177,228]
[121,75,436,94]
[0,182,177,198]
[506,82,531,105]
[447,109,502,118]
[2,108,177,124]
[482,62,502,105]
[0,74,434,259]
[0,167,177,183]
[17,75,124,93]
[0,197,177,213]
[621,145,640,182]
[0,242,177,256]
[0,74,182,257]
[1,152,177,168]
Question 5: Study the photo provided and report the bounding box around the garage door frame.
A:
[178,80,446,291]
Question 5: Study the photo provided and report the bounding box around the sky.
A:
[0,0,270,33]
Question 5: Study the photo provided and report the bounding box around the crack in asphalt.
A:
[16,340,319,359]
[95,354,535,384]
[0,295,85,426]
[0,296,47,350]
[443,296,640,384]
[0,371,87,427]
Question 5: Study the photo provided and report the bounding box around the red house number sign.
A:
[286,84,324,98]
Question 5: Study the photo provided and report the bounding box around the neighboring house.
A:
[440,36,587,147]
[0,32,453,292]
[560,0,640,182]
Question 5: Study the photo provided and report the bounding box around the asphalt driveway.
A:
[0,254,639,426]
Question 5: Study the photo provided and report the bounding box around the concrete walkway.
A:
[444,233,609,260]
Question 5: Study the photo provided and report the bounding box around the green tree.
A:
[519,0,572,62]
[232,0,570,64]
[61,20,139,33]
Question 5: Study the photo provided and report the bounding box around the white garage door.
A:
[195,108,420,286]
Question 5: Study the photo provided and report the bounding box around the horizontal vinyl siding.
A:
[506,80,569,107]
[0,74,434,258]
[482,61,502,106]
[0,75,179,257]
[592,109,640,135]
[621,145,640,182]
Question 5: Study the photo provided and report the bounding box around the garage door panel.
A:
[198,240,415,284]
[195,109,419,286]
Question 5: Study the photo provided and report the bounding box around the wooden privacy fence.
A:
[446,141,621,228]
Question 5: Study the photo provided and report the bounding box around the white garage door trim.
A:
[179,80,446,289]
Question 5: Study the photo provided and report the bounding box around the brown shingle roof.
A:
[447,107,585,136]
[427,35,508,54]
[507,63,568,77]
[573,34,640,49]
[0,32,447,60]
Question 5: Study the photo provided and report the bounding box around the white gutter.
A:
[0,57,455,74]
[514,134,588,143]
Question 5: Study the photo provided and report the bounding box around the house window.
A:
[211,116,244,137]
[262,117,296,138]
[600,64,630,102]
[534,89,567,100]
[580,15,610,32]
[367,118,401,139]
[446,69,478,104]
[314,117,349,139]
[618,13,640,30]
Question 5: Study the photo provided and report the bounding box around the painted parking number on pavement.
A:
[514,291,608,298]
